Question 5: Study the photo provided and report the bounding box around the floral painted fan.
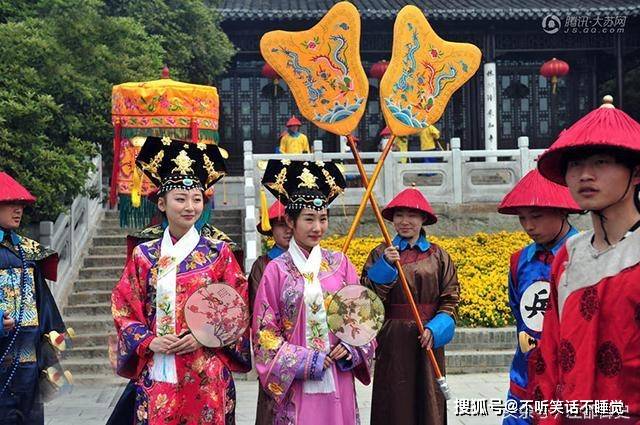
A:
[184,283,249,347]
[326,285,385,346]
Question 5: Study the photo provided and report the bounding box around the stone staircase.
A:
[446,327,515,374]
[62,209,244,384]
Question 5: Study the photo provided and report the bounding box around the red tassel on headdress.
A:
[191,118,200,143]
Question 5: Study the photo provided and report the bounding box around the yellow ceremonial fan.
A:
[380,6,482,136]
[260,1,368,136]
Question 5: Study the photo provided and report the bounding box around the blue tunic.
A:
[503,227,578,424]
[0,229,65,425]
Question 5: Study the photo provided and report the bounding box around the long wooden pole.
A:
[341,134,395,252]
[342,135,451,400]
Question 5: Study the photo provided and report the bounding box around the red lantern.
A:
[261,62,280,82]
[261,62,282,97]
[161,65,170,79]
[369,60,389,80]
[540,58,570,95]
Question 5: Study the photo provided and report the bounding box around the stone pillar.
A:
[243,140,258,273]
[483,62,498,161]
[451,138,463,204]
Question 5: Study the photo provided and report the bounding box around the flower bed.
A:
[322,231,531,327]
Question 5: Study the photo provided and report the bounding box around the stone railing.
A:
[38,155,103,305]
[241,136,544,271]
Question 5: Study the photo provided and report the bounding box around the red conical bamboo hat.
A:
[382,188,437,225]
[285,116,302,127]
[380,126,392,137]
[257,200,287,235]
[538,95,640,185]
[0,172,37,204]
[498,169,582,215]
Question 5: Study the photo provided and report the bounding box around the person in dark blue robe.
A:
[0,172,66,425]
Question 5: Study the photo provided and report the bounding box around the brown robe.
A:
[248,254,276,425]
[361,241,460,425]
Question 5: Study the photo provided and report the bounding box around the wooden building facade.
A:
[215,1,640,174]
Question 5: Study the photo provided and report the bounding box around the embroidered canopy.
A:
[109,70,221,227]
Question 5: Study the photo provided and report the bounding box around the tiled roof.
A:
[219,0,640,21]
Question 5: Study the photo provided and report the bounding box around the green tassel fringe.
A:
[120,128,219,143]
[118,195,157,229]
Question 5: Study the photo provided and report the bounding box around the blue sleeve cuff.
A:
[367,256,398,285]
[336,343,362,371]
[310,351,326,380]
[425,312,455,349]
[296,350,326,380]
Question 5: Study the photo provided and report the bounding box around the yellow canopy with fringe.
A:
[110,74,221,228]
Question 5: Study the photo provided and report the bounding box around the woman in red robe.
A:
[111,136,250,425]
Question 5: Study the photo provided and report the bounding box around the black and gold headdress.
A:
[136,136,227,195]
[261,160,346,211]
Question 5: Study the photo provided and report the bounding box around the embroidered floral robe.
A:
[252,249,375,425]
[112,236,251,425]
[533,230,640,424]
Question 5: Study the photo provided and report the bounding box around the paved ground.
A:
[45,373,509,424]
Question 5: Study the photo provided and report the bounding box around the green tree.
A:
[600,66,640,121]
[105,0,236,84]
[0,0,165,221]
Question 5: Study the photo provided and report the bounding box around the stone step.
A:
[445,350,512,374]
[211,210,243,219]
[104,210,120,220]
[71,332,114,348]
[73,278,116,292]
[448,327,516,351]
[103,209,242,221]
[68,290,113,305]
[96,227,130,236]
[100,216,242,229]
[100,218,120,228]
[70,374,127,386]
[83,255,127,268]
[64,303,111,316]
[89,245,126,256]
[66,345,110,359]
[211,217,243,228]
[79,266,123,280]
[93,235,127,247]
[64,315,115,333]
[65,358,114,375]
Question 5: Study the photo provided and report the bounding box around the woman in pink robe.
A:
[253,159,375,424]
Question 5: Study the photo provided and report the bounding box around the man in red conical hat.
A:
[278,115,310,154]
[250,199,290,310]
[533,96,640,423]
[248,199,290,425]
[361,187,460,425]
[0,172,68,425]
[497,169,582,425]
